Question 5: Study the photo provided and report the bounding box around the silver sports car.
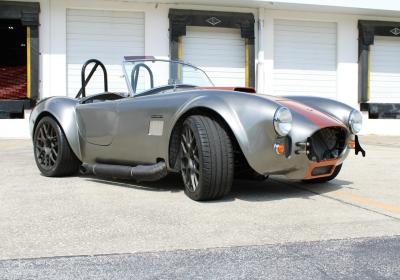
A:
[30,58,365,201]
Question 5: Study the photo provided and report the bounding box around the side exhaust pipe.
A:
[80,161,168,182]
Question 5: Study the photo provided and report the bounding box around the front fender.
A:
[166,92,282,174]
[29,97,82,160]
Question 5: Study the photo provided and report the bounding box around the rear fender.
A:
[30,97,82,160]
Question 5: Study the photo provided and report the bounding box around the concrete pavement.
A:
[0,136,399,278]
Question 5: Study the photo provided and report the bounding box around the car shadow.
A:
[84,173,183,193]
[81,173,353,203]
[224,177,353,203]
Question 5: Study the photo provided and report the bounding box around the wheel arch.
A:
[31,97,82,160]
[168,106,249,171]
[33,111,53,136]
[33,111,82,161]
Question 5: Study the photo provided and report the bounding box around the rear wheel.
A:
[33,116,80,177]
[180,115,234,201]
[303,164,342,183]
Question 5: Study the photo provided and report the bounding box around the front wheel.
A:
[33,116,81,177]
[180,115,234,201]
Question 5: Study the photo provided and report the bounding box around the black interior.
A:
[80,92,127,104]
[135,84,196,97]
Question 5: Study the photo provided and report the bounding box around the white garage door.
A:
[370,36,400,103]
[273,19,337,99]
[182,26,245,87]
[67,9,144,96]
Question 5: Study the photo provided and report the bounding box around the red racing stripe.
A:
[277,100,345,129]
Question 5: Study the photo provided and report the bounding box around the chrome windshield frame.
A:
[122,59,214,97]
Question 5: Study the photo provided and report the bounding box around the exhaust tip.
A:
[79,163,89,175]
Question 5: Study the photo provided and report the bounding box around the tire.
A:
[33,116,81,177]
[303,164,342,183]
[180,115,234,201]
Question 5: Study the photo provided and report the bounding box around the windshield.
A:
[123,59,214,95]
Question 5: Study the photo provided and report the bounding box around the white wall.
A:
[261,9,400,135]
[0,0,257,138]
[40,0,257,98]
[2,0,400,138]
[262,9,359,108]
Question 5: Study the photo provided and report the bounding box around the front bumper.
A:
[254,127,366,180]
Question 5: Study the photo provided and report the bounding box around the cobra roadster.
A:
[30,58,365,201]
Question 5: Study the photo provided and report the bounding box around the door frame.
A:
[0,1,39,102]
[358,20,400,118]
[168,9,255,88]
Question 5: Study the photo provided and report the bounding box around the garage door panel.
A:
[67,15,144,25]
[183,37,244,46]
[67,24,144,36]
[184,50,245,63]
[66,34,144,42]
[68,9,144,19]
[275,59,336,69]
[370,73,400,80]
[273,19,337,99]
[183,47,244,56]
[274,45,336,53]
[67,40,143,48]
[275,32,336,43]
[67,43,144,54]
[182,26,245,87]
[275,19,336,28]
[67,9,144,96]
[370,36,400,103]
[67,65,127,93]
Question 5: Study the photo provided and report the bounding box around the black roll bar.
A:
[131,63,154,94]
[76,59,108,98]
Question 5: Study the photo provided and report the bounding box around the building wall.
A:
[40,0,258,97]
[261,9,400,135]
[262,9,358,108]
[1,0,400,137]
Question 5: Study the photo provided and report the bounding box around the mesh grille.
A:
[308,127,347,161]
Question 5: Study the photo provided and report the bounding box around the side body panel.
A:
[76,90,283,168]
[75,102,118,146]
[30,90,356,180]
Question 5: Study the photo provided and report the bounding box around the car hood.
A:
[261,95,346,129]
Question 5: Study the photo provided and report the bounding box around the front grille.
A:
[308,127,347,162]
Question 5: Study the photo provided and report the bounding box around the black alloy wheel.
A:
[180,115,234,201]
[33,116,81,177]
[180,124,200,192]
[35,119,59,170]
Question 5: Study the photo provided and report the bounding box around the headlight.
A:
[348,109,363,134]
[273,107,292,136]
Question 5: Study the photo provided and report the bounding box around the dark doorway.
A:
[0,19,27,104]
